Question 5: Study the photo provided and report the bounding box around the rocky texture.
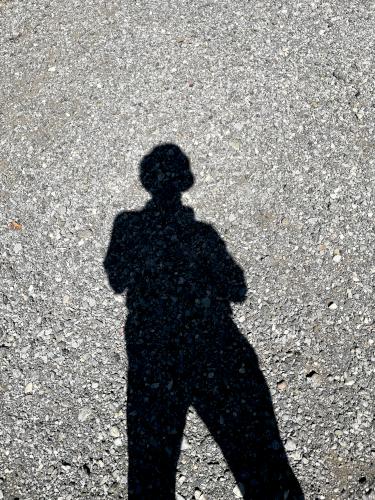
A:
[1,0,374,498]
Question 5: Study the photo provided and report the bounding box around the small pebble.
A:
[14,243,22,254]
[277,380,287,391]
[181,437,190,450]
[233,483,245,498]
[8,220,22,230]
[194,488,205,500]
[63,295,71,305]
[87,297,96,308]
[24,382,33,394]
[308,372,322,387]
[114,438,123,447]
[78,407,92,422]
[110,426,120,438]
[285,439,297,452]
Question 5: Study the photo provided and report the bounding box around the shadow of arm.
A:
[204,225,247,303]
[103,212,131,294]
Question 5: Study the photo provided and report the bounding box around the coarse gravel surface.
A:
[0,0,374,499]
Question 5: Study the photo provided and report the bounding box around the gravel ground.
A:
[0,0,374,499]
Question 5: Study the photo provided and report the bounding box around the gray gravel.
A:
[1,0,374,499]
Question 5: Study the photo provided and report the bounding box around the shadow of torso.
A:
[104,200,303,500]
[116,202,243,335]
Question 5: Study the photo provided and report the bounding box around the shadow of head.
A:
[140,144,194,198]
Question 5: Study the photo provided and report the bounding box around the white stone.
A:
[194,489,204,499]
[110,426,120,438]
[181,437,190,450]
[233,483,245,498]
[78,407,92,422]
[14,243,22,254]
[285,439,297,452]
[24,382,33,394]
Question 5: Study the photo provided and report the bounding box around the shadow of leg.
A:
[193,322,304,500]
[126,346,188,499]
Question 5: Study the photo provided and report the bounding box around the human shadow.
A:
[104,144,304,499]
